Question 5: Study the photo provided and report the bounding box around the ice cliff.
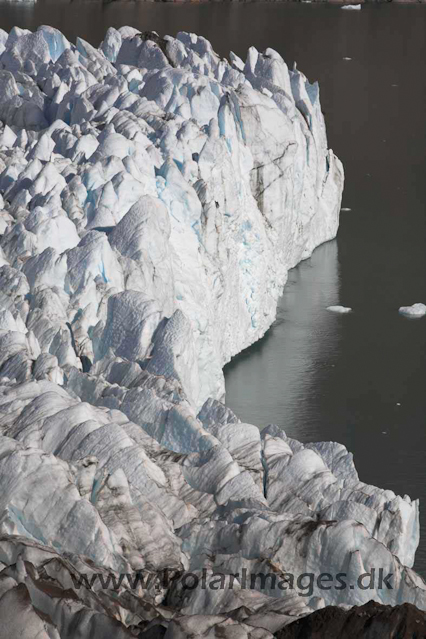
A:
[0,24,343,410]
[0,24,424,639]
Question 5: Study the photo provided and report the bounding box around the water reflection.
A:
[225,240,341,441]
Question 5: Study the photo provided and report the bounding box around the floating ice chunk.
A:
[326,305,352,313]
[341,4,361,9]
[399,303,426,318]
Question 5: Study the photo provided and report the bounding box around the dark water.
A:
[1,1,426,574]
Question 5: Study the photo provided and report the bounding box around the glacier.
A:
[0,23,425,639]
[0,24,344,411]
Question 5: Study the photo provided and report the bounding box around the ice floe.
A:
[326,305,352,313]
[399,303,426,318]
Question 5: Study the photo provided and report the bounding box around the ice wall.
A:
[0,25,343,411]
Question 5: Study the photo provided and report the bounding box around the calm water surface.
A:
[1,1,426,573]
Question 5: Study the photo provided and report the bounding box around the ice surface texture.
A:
[0,25,424,639]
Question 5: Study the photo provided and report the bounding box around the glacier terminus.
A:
[0,23,424,639]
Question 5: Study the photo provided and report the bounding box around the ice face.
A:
[0,24,423,639]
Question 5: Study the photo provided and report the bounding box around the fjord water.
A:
[2,2,426,574]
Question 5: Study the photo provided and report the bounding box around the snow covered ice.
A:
[0,24,424,638]
[399,303,426,317]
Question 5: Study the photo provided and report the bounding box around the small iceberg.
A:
[341,207,352,212]
[399,303,426,318]
[342,4,361,9]
[327,305,352,314]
